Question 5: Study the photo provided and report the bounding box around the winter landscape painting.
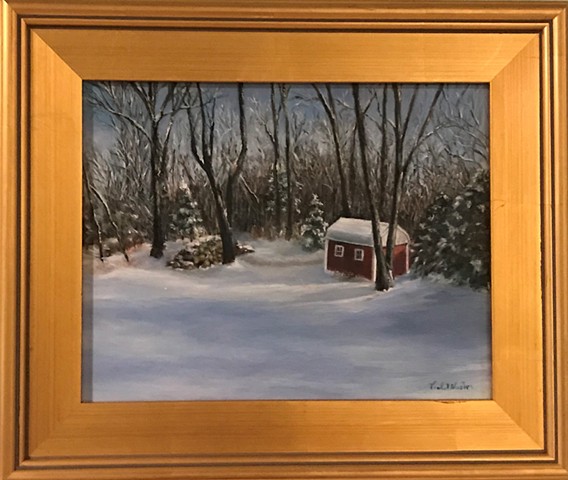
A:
[82,82,491,401]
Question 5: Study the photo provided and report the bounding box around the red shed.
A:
[324,218,411,281]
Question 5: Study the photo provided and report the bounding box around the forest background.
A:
[83,82,489,291]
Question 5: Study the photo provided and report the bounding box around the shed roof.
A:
[325,217,410,247]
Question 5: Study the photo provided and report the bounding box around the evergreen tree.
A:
[169,185,203,241]
[300,194,328,251]
[266,170,302,234]
[412,194,453,277]
[413,170,490,289]
[265,171,287,223]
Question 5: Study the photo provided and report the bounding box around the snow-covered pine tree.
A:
[412,193,453,277]
[266,170,302,234]
[413,169,490,289]
[169,185,203,241]
[300,194,328,251]
[265,170,287,224]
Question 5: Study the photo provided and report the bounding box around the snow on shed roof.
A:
[325,217,410,247]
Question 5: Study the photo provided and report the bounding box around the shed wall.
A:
[326,240,374,280]
[392,244,409,277]
[326,240,410,280]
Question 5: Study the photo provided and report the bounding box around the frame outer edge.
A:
[0,0,19,478]
[553,4,568,475]
[2,2,568,479]
[2,0,567,21]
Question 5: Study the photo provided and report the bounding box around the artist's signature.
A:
[429,381,473,391]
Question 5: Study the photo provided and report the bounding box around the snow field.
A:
[82,239,491,401]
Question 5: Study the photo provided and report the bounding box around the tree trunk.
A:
[90,185,130,263]
[83,168,105,261]
[270,83,282,232]
[207,170,236,264]
[348,126,358,208]
[225,175,237,230]
[385,84,443,270]
[149,126,165,259]
[378,85,389,219]
[352,84,392,291]
[186,83,236,264]
[281,85,294,240]
[385,84,404,271]
[314,84,351,217]
[226,83,248,227]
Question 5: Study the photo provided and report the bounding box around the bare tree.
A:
[83,150,130,262]
[313,84,351,217]
[384,84,443,272]
[377,85,390,219]
[185,83,236,264]
[352,83,392,291]
[89,82,183,258]
[89,180,130,262]
[225,83,249,226]
[249,84,284,234]
[437,85,489,173]
[82,155,105,261]
[269,84,283,231]
[280,84,295,240]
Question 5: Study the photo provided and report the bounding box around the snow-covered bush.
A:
[413,170,490,289]
[169,185,203,241]
[300,194,328,251]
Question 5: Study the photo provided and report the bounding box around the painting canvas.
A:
[82,82,490,401]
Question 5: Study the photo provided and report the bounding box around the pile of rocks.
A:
[167,236,253,270]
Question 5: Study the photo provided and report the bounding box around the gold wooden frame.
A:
[1,1,567,479]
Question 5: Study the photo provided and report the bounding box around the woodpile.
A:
[167,236,254,270]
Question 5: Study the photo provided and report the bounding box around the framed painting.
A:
[82,80,492,402]
[1,1,567,479]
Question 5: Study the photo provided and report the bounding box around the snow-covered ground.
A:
[82,239,491,401]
